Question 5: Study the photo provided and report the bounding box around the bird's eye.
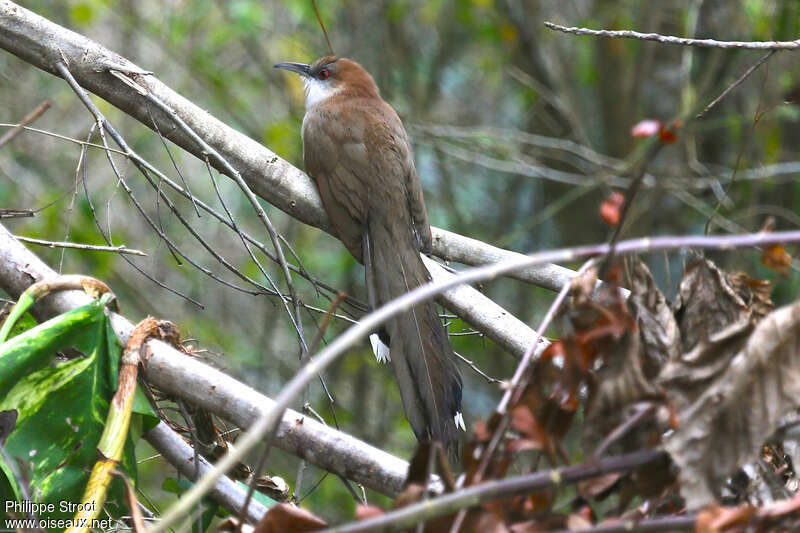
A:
[318,68,330,80]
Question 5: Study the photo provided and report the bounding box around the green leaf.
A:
[0,448,21,505]
[235,480,278,509]
[0,298,143,528]
[195,503,220,533]
[0,300,106,395]
[161,475,187,495]
[0,291,36,343]
[2,311,37,341]
[69,1,96,25]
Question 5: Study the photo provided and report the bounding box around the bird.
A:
[275,56,464,453]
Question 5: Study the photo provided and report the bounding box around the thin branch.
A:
[548,515,697,533]
[410,123,623,173]
[312,0,334,56]
[696,51,777,118]
[14,236,147,256]
[0,123,128,154]
[144,422,268,524]
[704,57,771,235]
[323,449,667,533]
[60,125,92,274]
[145,103,201,217]
[600,138,666,280]
[0,99,51,148]
[453,350,501,384]
[544,22,800,50]
[0,209,34,218]
[90,131,365,314]
[593,403,656,458]
[57,61,268,300]
[414,124,800,192]
[130,78,308,350]
[56,62,207,305]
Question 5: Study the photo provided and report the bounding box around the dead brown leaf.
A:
[664,301,800,509]
[628,258,680,378]
[253,503,327,533]
[581,261,666,453]
[577,472,621,499]
[761,245,792,276]
[355,504,385,520]
[660,259,773,414]
[673,258,771,353]
[695,503,755,533]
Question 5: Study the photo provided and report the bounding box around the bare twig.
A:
[593,404,656,458]
[0,124,127,154]
[145,104,201,217]
[323,449,667,533]
[453,350,501,384]
[56,62,207,306]
[0,196,64,220]
[130,79,312,373]
[414,124,800,192]
[0,209,35,219]
[236,292,355,525]
[548,514,697,533]
[312,0,334,56]
[0,99,51,148]
[15,236,147,256]
[410,123,623,172]
[704,56,771,235]
[696,51,777,119]
[600,138,666,280]
[544,22,800,50]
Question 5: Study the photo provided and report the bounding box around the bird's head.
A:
[274,56,379,108]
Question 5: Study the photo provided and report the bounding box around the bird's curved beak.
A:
[274,62,311,76]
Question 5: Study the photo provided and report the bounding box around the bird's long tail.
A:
[366,216,463,453]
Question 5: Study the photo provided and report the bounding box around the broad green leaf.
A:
[0,300,106,395]
[0,298,157,528]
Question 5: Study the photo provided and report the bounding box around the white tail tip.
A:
[369,333,391,363]
[454,411,466,431]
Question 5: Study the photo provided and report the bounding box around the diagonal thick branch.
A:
[0,0,574,291]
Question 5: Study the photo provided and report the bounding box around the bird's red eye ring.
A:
[318,68,330,80]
